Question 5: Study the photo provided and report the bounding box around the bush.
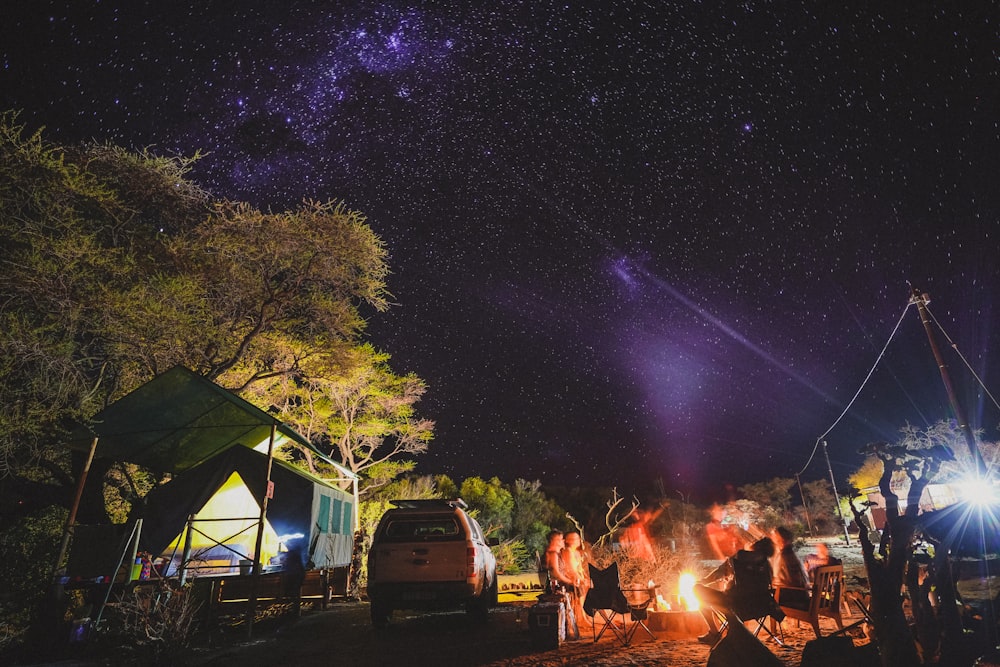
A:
[492,538,530,575]
[97,580,201,663]
[0,505,66,653]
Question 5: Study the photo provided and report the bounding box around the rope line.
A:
[796,302,914,477]
[924,303,1000,414]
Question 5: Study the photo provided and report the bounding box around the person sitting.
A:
[693,537,784,645]
[803,542,841,582]
[771,526,810,610]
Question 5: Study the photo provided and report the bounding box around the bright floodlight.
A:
[959,475,999,507]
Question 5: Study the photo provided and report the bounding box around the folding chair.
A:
[621,583,658,644]
[583,562,630,645]
[722,552,786,646]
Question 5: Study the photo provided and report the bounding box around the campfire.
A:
[646,572,708,639]
[654,572,701,611]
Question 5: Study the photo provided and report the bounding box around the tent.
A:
[66,365,359,575]
[138,445,355,574]
[68,365,349,475]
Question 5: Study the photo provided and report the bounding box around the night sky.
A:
[3,2,998,502]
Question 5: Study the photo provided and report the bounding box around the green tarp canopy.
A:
[68,365,320,473]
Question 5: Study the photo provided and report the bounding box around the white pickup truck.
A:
[366,499,499,628]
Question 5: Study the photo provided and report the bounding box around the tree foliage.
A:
[238,343,433,494]
[0,111,434,655]
[800,478,839,535]
[459,476,514,537]
[737,476,795,514]
[0,112,417,514]
[848,456,885,491]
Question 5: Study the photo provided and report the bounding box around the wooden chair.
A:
[773,563,845,638]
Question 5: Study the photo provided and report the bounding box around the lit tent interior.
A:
[68,365,357,576]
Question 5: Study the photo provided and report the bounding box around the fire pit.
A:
[645,572,708,639]
[646,609,708,639]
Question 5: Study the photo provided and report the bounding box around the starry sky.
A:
[3,1,998,502]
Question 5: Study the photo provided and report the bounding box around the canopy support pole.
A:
[51,435,99,585]
[179,515,195,585]
[246,423,276,639]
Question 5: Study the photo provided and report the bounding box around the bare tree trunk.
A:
[851,453,923,666]
[932,545,968,667]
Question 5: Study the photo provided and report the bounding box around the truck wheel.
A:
[370,599,392,629]
[487,575,499,608]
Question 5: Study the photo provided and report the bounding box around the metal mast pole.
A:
[909,287,988,477]
[796,473,815,537]
[823,441,851,545]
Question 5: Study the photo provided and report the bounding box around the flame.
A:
[678,572,700,611]
[656,593,671,611]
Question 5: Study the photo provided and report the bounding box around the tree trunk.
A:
[864,519,922,666]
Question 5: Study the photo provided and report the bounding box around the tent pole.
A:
[51,435,99,585]
[353,476,360,533]
[246,423,276,639]
[179,515,195,585]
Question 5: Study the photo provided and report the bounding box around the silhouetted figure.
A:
[694,537,784,645]
[281,538,306,617]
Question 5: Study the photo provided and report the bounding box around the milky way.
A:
[3,2,998,500]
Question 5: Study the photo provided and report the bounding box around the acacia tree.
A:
[800,478,838,535]
[0,113,410,515]
[738,476,796,515]
[239,343,433,494]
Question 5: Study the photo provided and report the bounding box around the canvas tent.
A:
[67,365,358,575]
[139,445,355,574]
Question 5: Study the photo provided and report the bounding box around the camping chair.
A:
[720,553,786,647]
[620,582,658,644]
[583,563,630,645]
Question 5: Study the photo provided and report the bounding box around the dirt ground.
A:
[25,538,1000,666]
[178,538,876,667]
[182,600,867,667]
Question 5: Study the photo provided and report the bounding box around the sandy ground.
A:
[31,538,1000,666]
[178,539,875,667]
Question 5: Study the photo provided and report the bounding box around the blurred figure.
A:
[544,530,575,591]
[771,526,809,610]
[544,530,579,639]
[561,531,592,629]
[620,506,663,561]
[705,504,742,561]
[803,542,841,582]
[694,537,783,645]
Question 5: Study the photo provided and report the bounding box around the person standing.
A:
[543,530,579,639]
[705,504,742,561]
[560,531,591,629]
